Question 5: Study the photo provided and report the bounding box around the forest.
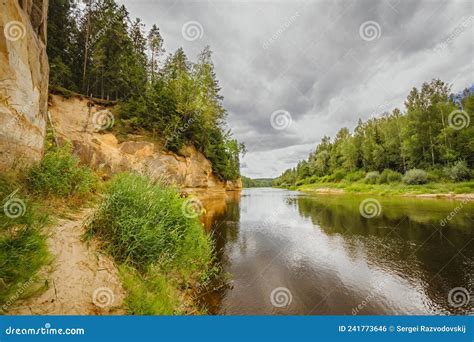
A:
[48,0,243,181]
[241,176,273,188]
[274,80,474,188]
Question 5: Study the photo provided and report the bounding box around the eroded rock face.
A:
[0,0,49,170]
[48,95,242,192]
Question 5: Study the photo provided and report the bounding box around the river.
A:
[201,188,474,315]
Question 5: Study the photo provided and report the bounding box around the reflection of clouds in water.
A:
[214,189,471,314]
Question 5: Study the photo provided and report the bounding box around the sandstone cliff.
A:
[0,0,49,170]
[48,94,242,192]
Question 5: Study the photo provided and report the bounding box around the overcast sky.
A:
[118,0,473,178]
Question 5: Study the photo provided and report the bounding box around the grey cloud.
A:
[118,0,473,178]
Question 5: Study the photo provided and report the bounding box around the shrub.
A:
[27,144,97,197]
[378,169,402,184]
[443,161,471,182]
[427,169,443,182]
[295,179,306,186]
[344,171,365,182]
[402,169,428,185]
[87,173,212,271]
[332,169,347,182]
[306,175,319,184]
[364,171,380,184]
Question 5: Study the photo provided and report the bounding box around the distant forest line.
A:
[274,80,474,187]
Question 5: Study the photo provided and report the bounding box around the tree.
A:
[147,24,164,81]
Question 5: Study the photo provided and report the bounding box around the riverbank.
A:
[285,181,474,200]
[1,145,221,315]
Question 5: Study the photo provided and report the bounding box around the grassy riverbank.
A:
[0,144,98,311]
[1,145,215,314]
[87,173,215,314]
[290,180,474,198]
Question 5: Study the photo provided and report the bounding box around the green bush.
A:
[378,169,402,184]
[27,144,97,197]
[332,169,347,182]
[344,171,365,182]
[443,161,471,182]
[87,173,212,271]
[364,171,380,184]
[427,169,443,182]
[403,169,428,185]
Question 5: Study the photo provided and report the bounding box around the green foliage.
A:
[403,169,428,185]
[364,171,380,184]
[88,173,213,314]
[27,144,97,197]
[344,171,365,182]
[379,169,402,184]
[332,169,347,182]
[274,80,474,187]
[0,174,49,309]
[120,47,244,181]
[47,0,243,181]
[443,160,471,182]
[242,176,273,188]
[119,265,178,315]
[88,173,212,270]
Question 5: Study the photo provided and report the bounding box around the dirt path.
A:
[9,209,126,315]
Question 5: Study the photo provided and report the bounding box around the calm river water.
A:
[201,188,474,315]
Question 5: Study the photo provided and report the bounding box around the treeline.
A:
[274,80,474,187]
[47,0,243,181]
[241,177,273,188]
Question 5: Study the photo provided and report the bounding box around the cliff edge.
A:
[48,94,242,192]
[0,0,49,169]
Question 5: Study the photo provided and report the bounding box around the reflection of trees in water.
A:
[208,197,241,265]
[296,195,474,314]
[198,194,242,314]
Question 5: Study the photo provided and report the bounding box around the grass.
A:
[295,180,474,196]
[27,144,98,198]
[87,173,214,314]
[0,173,50,310]
[0,144,99,311]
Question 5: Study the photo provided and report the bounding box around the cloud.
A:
[118,0,473,178]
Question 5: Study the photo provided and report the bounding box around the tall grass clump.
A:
[27,144,97,197]
[87,173,213,314]
[0,174,49,309]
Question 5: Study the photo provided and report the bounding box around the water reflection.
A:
[203,188,474,315]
